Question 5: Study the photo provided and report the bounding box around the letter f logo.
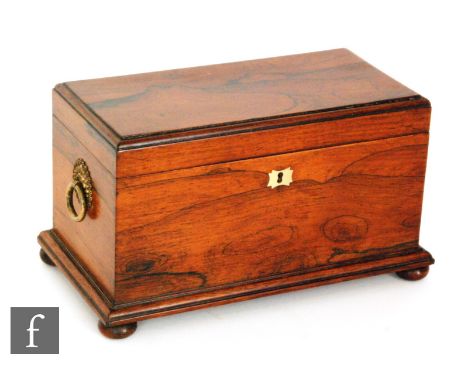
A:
[26,314,45,348]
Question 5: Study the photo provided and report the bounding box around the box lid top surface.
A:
[60,49,424,148]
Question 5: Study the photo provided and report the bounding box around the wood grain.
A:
[64,49,419,139]
[53,117,115,299]
[53,89,116,171]
[38,229,433,327]
[117,106,430,178]
[38,230,112,322]
[115,133,428,304]
[42,49,433,334]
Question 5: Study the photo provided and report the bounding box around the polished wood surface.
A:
[396,266,430,281]
[117,106,430,178]
[115,133,428,303]
[38,230,112,323]
[42,49,433,337]
[52,116,116,299]
[38,229,433,327]
[98,321,137,339]
[39,249,55,266]
[53,89,116,171]
[63,49,419,140]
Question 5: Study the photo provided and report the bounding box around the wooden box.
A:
[38,49,434,339]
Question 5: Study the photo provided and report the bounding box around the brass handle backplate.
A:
[66,159,93,222]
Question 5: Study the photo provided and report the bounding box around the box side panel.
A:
[114,132,429,305]
[53,90,116,171]
[117,107,430,178]
[52,97,116,299]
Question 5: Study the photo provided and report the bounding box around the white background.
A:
[1,1,467,381]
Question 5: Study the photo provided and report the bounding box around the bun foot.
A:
[396,266,430,281]
[40,249,55,266]
[98,321,137,339]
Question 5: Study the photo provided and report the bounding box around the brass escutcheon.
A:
[66,159,93,222]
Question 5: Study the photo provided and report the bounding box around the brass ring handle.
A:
[65,159,93,222]
[66,180,87,222]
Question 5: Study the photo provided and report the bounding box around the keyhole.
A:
[277,172,283,183]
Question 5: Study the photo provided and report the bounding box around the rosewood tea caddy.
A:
[38,49,434,339]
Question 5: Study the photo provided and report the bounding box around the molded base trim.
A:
[38,229,434,327]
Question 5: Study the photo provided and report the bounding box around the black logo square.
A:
[10,307,59,354]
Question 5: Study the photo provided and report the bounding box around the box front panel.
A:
[115,134,428,304]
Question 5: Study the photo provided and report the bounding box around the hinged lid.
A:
[55,49,429,151]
